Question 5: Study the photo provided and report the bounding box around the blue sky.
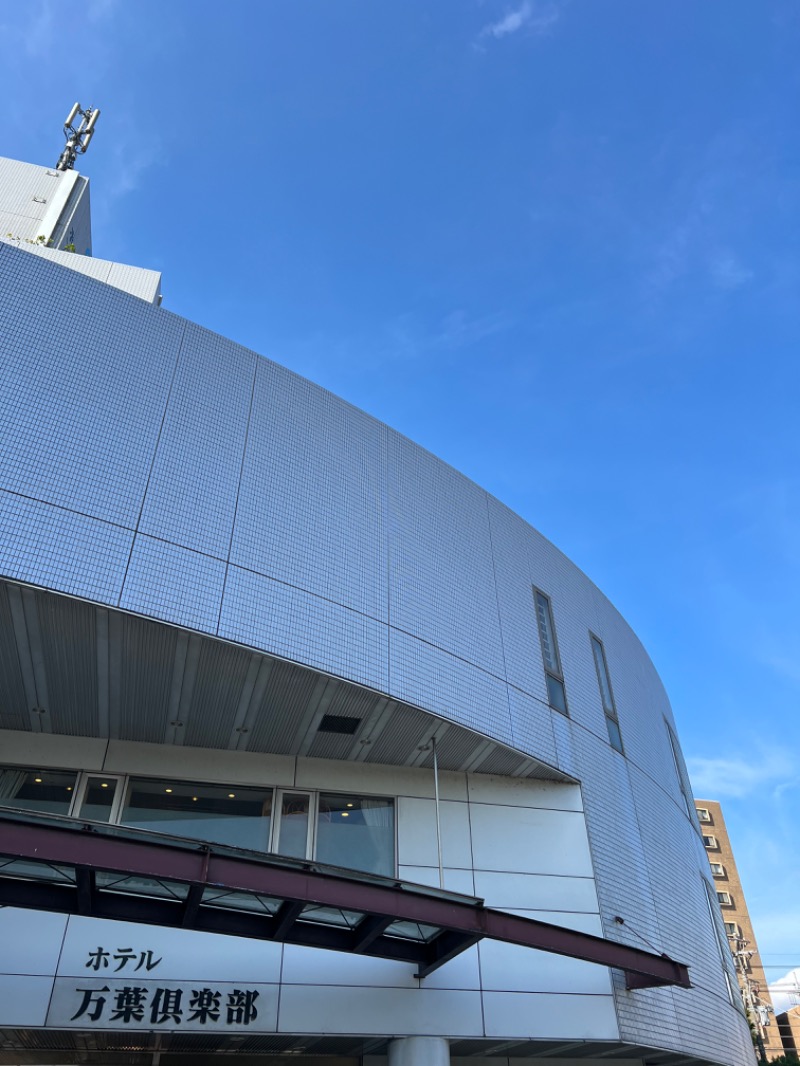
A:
[1,0,799,1001]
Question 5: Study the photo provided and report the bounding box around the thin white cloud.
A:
[378,308,514,364]
[688,748,795,800]
[769,967,800,1014]
[648,223,692,291]
[709,250,754,289]
[760,652,800,686]
[478,1,560,43]
[435,308,514,350]
[21,1,55,58]
[86,0,119,21]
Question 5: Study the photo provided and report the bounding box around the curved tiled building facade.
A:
[0,223,752,1066]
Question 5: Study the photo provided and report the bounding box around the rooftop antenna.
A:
[56,102,100,172]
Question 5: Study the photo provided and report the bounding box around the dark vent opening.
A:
[318,714,361,735]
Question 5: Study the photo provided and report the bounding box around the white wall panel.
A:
[277,985,484,1036]
[469,805,594,877]
[466,775,582,811]
[46,977,279,1032]
[0,908,67,974]
[397,797,473,869]
[0,975,54,1027]
[0,729,107,771]
[482,990,619,1039]
[282,941,481,993]
[472,871,599,912]
[57,915,283,983]
[477,912,612,995]
[103,739,296,786]
[295,758,468,801]
[398,866,476,897]
[281,945,420,989]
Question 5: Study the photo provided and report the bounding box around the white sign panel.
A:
[0,907,67,975]
[56,914,283,982]
[0,975,55,1027]
[46,977,279,1032]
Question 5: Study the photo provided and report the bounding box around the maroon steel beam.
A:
[0,816,690,989]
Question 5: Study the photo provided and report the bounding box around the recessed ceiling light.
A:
[228,793,235,799]
[34,777,42,783]
[341,811,349,817]
[346,802,353,807]
[192,796,198,802]
[165,788,173,794]
[66,786,72,791]
[101,782,109,788]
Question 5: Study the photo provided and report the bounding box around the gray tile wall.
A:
[0,243,751,1065]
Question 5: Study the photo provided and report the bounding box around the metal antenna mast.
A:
[56,102,100,172]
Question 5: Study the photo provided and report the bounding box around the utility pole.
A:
[730,934,772,1065]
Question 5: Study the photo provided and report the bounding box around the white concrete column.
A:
[388,1036,450,1066]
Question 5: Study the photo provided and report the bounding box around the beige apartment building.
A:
[777,1006,800,1054]
[696,801,782,1059]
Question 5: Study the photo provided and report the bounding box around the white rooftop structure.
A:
[0,155,161,304]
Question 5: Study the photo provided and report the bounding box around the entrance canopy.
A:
[0,809,689,990]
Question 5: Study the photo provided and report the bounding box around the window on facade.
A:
[703,834,718,849]
[275,792,311,859]
[696,807,711,822]
[78,776,121,822]
[590,634,623,753]
[0,765,396,878]
[120,778,274,852]
[724,922,740,937]
[0,767,77,815]
[717,891,732,906]
[316,793,395,877]
[702,878,740,1009]
[534,589,567,714]
[666,721,696,820]
[710,862,725,877]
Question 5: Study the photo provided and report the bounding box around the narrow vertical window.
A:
[666,720,696,821]
[533,589,567,714]
[590,634,624,753]
[702,877,742,1011]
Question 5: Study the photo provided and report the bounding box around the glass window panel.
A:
[545,673,568,715]
[79,777,118,822]
[385,919,441,943]
[0,768,77,814]
[120,778,272,851]
[202,889,282,915]
[666,722,695,818]
[606,715,624,754]
[277,793,310,858]
[300,905,364,929]
[0,858,76,884]
[591,636,616,717]
[534,591,561,674]
[315,794,394,877]
[96,872,188,900]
